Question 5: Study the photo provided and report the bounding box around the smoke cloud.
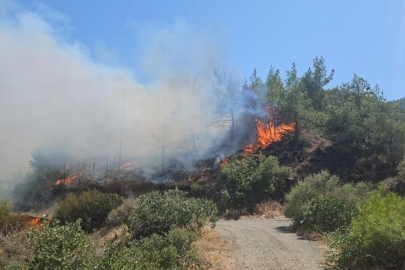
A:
[0,4,256,188]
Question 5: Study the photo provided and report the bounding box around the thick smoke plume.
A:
[0,4,259,192]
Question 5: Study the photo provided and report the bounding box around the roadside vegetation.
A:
[220,153,291,216]
[0,189,218,269]
[283,167,405,269]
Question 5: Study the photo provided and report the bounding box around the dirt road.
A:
[216,218,326,270]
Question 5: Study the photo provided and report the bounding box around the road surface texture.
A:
[216,218,327,270]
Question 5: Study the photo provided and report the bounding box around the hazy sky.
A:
[13,0,405,100]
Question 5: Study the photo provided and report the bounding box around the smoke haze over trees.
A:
[0,4,260,193]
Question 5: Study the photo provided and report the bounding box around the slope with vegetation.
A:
[2,57,405,269]
[0,189,218,269]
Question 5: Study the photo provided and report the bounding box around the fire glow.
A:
[244,120,295,155]
[119,162,137,170]
[55,174,81,186]
[30,217,41,227]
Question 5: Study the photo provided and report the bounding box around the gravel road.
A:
[216,218,327,270]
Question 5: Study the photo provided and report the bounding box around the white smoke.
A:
[0,4,251,187]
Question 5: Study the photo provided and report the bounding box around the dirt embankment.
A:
[214,218,327,270]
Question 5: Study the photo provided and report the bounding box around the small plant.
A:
[126,189,218,238]
[28,220,94,269]
[328,188,405,269]
[190,182,205,196]
[54,191,123,232]
[301,197,356,232]
[97,228,201,269]
[283,171,371,230]
[283,171,340,224]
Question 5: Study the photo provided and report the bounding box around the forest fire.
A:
[220,158,229,168]
[29,217,41,227]
[55,173,81,186]
[120,162,137,170]
[244,119,295,155]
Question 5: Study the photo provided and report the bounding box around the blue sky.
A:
[17,0,405,100]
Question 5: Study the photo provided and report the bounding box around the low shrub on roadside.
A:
[54,191,123,232]
[283,171,340,223]
[301,197,356,233]
[126,189,218,238]
[328,188,405,269]
[283,171,371,230]
[221,154,291,209]
[28,220,94,270]
[97,228,201,269]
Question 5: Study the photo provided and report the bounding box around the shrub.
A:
[137,228,200,269]
[190,182,205,196]
[328,188,405,269]
[105,198,138,227]
[97,228,201,269]
[28,220,94,269]
[221,154,291,207]
[301,197,356,232]
[54,191,122,232]
[126,189,218,238]
[283,171,371,229]
[283,171,340,223]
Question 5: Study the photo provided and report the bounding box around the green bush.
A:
[283,171,340,223]
[105,198,138,227]
[328,188,405,269]
[28,220,93,270]
[54,191,123,232]
[97,228,201,269]
[221,154,291,207]
[283,171,371,229]
[301,197,356,232]
[190,182,205,196]
[126,189,218,238]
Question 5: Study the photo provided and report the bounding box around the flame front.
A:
[55,173,81,186]
[220,158,229,168]
[30,217,41,227]
[245,119,295,155]
[120,162,136,170]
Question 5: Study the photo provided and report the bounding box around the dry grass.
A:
[0,229,32,269]
[195,228,236,270]
[255,201,284,218]
[88,225,128,257]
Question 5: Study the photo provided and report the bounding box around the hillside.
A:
[399,98,405,109]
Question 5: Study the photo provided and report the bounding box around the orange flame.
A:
[244,119,295,155]
[120,162,136,170]
[55,173,81,186]
[220,158,229,168]
[30,217,41,227]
